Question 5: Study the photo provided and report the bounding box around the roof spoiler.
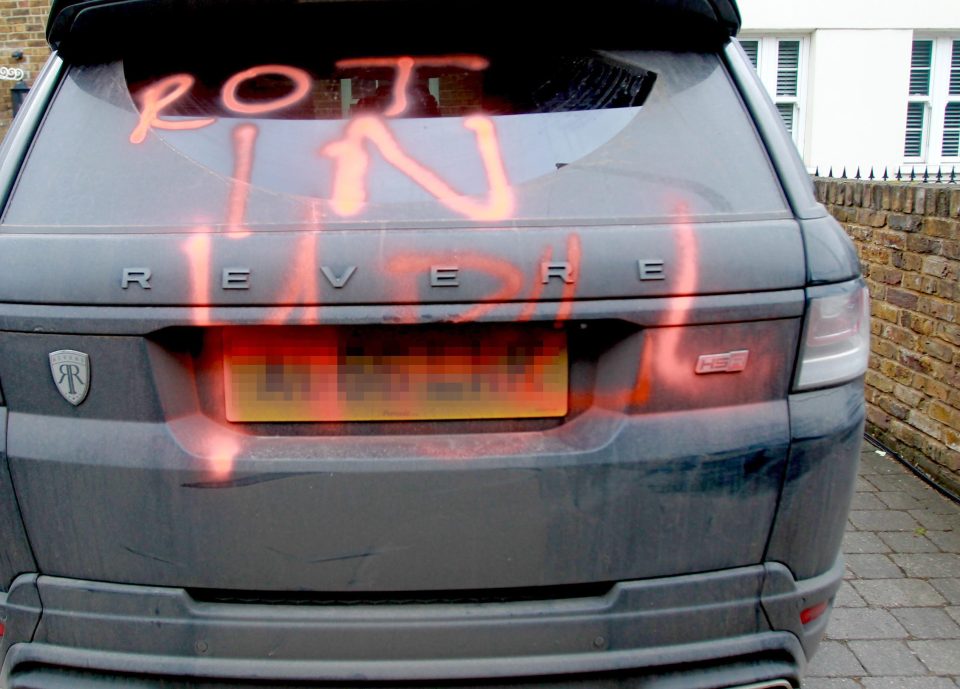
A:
[47,0,741,62]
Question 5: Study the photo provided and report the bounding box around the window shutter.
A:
[950,40,960,96]
[740,40,759,69]
[943,103,960,157]
[776,102,795,134]
[776,41,800,96]
[910,40,933,96]
[904,102,926,157]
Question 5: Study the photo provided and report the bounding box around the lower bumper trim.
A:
[1,559,845,687]
[7,654,800,689]
[5,633,802,683]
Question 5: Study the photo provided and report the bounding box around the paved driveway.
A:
[803,441,960,688]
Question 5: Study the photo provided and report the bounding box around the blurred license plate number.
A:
[223,327,568,422]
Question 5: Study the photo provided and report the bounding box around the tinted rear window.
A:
[3,50,789,230]
[124,51,656,119]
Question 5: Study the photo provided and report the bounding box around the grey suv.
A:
[0,1,867,687]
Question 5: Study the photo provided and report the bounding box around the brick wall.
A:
[0,0,52,140]
[814,178,960,493]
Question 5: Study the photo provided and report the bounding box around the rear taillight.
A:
[794,283,870,391]
[800,600,829,625]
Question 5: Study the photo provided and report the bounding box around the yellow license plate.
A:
[223,326,568,422]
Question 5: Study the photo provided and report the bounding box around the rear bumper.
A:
[0,558,843,688]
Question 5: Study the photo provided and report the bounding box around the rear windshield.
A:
[3,50,789,230]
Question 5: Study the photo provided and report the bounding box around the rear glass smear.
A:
[3,50,790,230]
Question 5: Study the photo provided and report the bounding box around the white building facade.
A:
[738,0,960,177]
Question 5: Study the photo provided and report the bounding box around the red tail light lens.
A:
[800,601,829,625]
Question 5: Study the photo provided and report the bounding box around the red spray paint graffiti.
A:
[386,252,525,324]
[182,232,213,326]
[123,58,774,484]
[130,59,514,223]
[220,65,312,115]
[226,123,258,238]
[555,234,581,324]
[265,201,323,326]
[321,115,514,221]
[129,74,215,144]
[630,205,698,408]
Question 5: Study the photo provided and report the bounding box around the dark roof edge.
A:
[48,0,741,60]
[709,0,741,36]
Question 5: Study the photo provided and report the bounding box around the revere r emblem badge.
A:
[49,350,91,406]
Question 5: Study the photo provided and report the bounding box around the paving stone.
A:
[931,579,960,604]
[892,608,960,638]
[806,640,866,676]
[848,639,927,675]
[843,532,891,554]
[826,608,909,639]
[851,492,888,510]
[834,580,867,608]
[877,531,939,553]
[928,530,960,553]
[857,454,880,474]
[908,639,960,673]
[900,486,942,503]
[799,440,960,685]
[851,579,946,607]
[876,491,924,510]
[909,509,960,531]
[800,679,862,689]
[891,553,960,578]
[947,607,960,626]
[860,678,958,689]
[848,510,920,532]
[913,494,960,515]
[845,554,905,579]
[867,475,934,498]
[860,451,905,475]
[862,475,897,491]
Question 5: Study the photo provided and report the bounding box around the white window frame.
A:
[905,35,960,166]
[739,35,809,154]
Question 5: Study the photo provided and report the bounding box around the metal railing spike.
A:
[808,164,957,183]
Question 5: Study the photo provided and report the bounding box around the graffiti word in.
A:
[129,58,515,223]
